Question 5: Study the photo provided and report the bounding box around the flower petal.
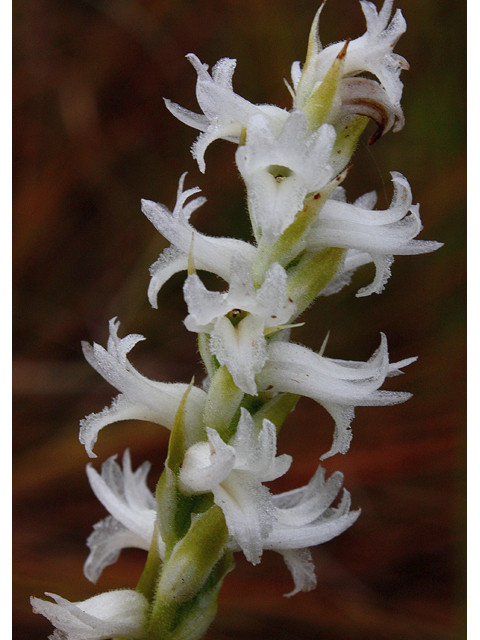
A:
[79,394,164,458]
[274,467,345,526]
[183,273,230,331]
[213,471,275,564]
[179,433,236,494]
[279,548,317,597]
[210,314,267,395]
[81,321,207,452]
[84,516,153,584]
[86,453,155,544]
[258,336,413,458]
[142,179,256,306]
[236,112,335,243]
[31,590,148,640]
[308,172,442,296]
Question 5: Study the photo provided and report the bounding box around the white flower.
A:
[84,450,160,583]
[308,172,443,296]
[236,111,336,243]
[180,411,360,596]
[183,253,296,395]
[30,589,148,640]
[80,318,207,456]
[179,408,292,564]
[165,54,289,172]
[293,0,408,111]
[258,334,416,458]
[142,173,256,308]
[255,465,360,596]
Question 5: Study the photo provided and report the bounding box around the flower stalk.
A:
[31,2,442,639]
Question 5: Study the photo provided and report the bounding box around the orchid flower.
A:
[179,408,292,564]
[179,408,360,593]
[164,54,289,172]
[258,334,416,458]
[80,318,207,456]
[183,253,296,395]
[293,0,408,113]
[142,173,256,307]
[84,450,161,583]
[236,111,336,243]
[259,465,360,596]
[31,590,148,640]
[308,172,443,296]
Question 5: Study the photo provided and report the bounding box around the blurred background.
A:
[13,0,466,638]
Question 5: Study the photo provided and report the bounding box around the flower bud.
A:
[156,506,229,603]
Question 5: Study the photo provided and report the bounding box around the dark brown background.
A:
[13,0,466,638]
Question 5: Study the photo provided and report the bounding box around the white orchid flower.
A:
[258,334,416,458]
[293,0,408,111]
[142,173,256,307]
[257,465,360,596]
[30,590,148,640]
[80,318,207,456]
[84,450,160,583]
[183,253,296,395]
[236,111,336,243]
[179,408,292,564]
[164,54,289,172]
[308,172,443,296]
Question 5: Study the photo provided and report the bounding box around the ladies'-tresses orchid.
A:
[179,408,292,565]
[32,3,441,638]
[77,439,359,600]
[183,253,296,395]
[292,0,408,121]
[307,172,443,296]
[164,54,290,173]
[263,464,360,596]
[142,174,256,308]
[31,590,149,640]
[84,450,161,583]
[179,408,360,595]
[235,111,336,243]
[80,318,207,456]
[257,333,416,459]
[166,1,408,175]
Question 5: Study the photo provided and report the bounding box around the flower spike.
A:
[33,3,442,637]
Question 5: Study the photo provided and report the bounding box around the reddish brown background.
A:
[13,0,466,638]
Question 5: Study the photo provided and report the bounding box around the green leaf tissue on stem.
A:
[203,365,244,443]
[286,247,345,317]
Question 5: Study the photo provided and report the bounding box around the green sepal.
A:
[197,333,219,380]
[156,382,197,555]
[155,505,229,604]
[167,552,235,640]
[332,115,369,174]
[303,40,349,134]
[251,392,301,435]
[167,379,195,474]
[156,467,196,558]
[203,365,244,443]
[295,3,323,109]
[145,551,234,640]
[136,523,163,602]
[286,247,345,316]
